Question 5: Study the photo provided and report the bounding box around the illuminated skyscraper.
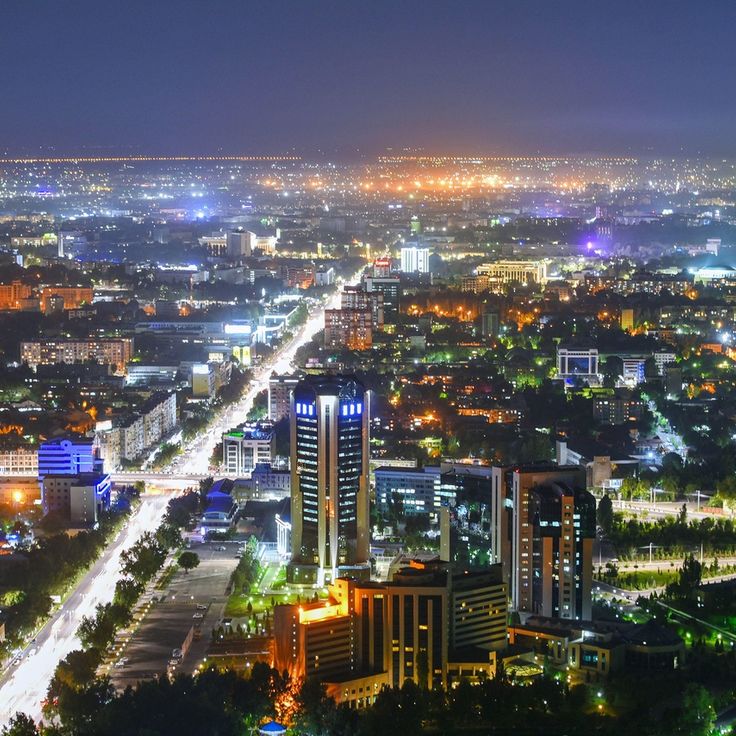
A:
[288,375,370,585]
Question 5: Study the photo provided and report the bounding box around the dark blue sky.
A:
[1,0,735,155]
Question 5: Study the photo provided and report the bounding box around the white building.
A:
[222,424,275,476]
[400,245,430,274]
[0,444,38,475]
[556,348,599,379]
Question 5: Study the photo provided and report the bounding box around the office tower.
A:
[222,424,275,475]
[363,275,401,320]
[288,375,370,584]
[226,230,254,259]
[481,310,500,338]
[268,373,300,421]
[273,564,507,706]
[400,245,430,274]
[493,463,595,621]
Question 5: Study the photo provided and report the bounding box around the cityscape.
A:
[1,2,736,735]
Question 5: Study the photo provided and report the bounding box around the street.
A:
[0,274,357,727]
[0,495,171,724]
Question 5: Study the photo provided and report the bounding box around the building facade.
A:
[288,375,370,584]
[222,424,275,476]
[21,338,133,374]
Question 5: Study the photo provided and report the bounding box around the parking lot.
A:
[110,541,241,689]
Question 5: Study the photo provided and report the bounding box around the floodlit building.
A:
[222,424,275,476]
[274,563,506,706]
[476,260,547,285]
[400,245,430,274]
[37,437,99,479]
[288,375,370,584]
[556,348,599,379]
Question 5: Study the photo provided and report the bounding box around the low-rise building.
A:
[222,424,274,476]
[41,472,111,525]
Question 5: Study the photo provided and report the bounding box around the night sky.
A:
[2,0,735,156]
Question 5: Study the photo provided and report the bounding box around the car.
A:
[216,545,227,552]
[196,604,208,610]
[171,648,183,659]
[193,612,204,619]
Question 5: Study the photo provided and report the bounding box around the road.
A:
[0,495,171,725]
[0,272,361,727]
[171,270,361,476]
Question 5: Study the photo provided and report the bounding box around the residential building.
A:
[39,286,94,311]
[268,373,300,422]
[324,309,373,350]
[21,338,134,374]
[341,286,384,329]
[288,375,370,584]
[0,281,32,310]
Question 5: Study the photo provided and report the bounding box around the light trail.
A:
[0,267,363,726]
[0,496,170,725]
[174,268,363,475]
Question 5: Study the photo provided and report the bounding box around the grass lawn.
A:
[224,589,319,618]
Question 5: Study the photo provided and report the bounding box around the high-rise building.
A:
[268,373,300,422]
[341,285,384,329]
[492,463,595,621]
[288,375,370,584]
[363,275,401,320]
[481,311,500,338]
[274,563,507,706]
[324,309,373,350]
[226,230,254,259]
[400,245,430,274]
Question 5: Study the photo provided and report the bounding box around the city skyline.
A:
[2,0,736,156]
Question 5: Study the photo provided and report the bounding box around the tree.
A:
[177,551,200,574]
[597,494,614,535]
[0,714,38,736]
[416,649,429,690]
